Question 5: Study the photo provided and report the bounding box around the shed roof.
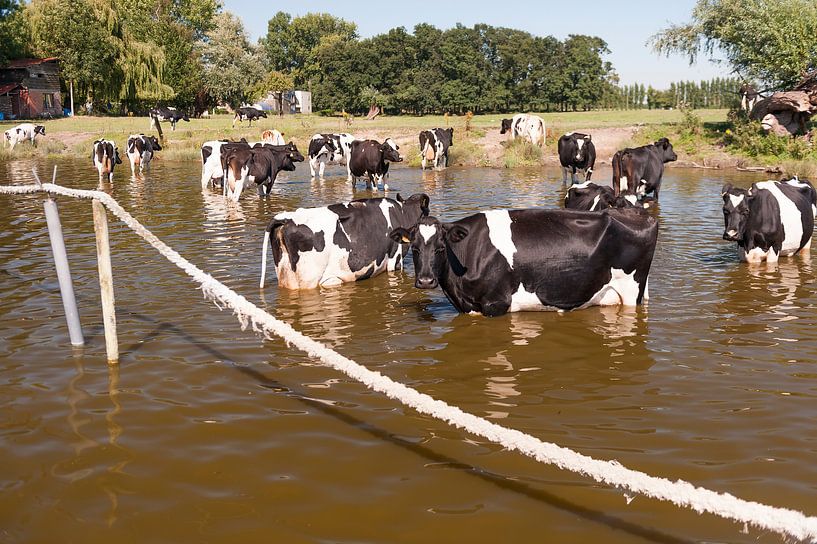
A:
[0,83,23,94]
[3,58,59,69]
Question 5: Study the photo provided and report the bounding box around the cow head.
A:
[573,133,592,162]
[655,138,677,163]
[721,183,752,241]
[278,142,305,171]
[34,125,46,136]
[390,216,468,289]
[149,136,162,150]
[382,138,402,162]
[396,192,431,223]
[500,119,513,134]
[258,111,268,119]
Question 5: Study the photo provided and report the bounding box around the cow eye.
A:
[434,247,445,254]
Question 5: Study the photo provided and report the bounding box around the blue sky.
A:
[222,0,727,88]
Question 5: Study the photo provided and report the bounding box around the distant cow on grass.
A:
[500,114,545,147]
[233,107,267,127]
[149,106,189,131]
[4,123,45,149]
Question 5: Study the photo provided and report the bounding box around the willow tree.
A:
[29,0,171,109]
[650,0,817,89]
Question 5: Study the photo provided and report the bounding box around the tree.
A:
[651,0,817,89]
[199,11,262,108]
[260,11,357,89]
[0,0,27,65]
[253,70,294,117]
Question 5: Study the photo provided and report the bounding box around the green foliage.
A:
[723,119,815,159]
[0,0,28,65]
[651,0,817,88]
[310,23,615,115]
[199,12,262,108]
[260,11,357,88]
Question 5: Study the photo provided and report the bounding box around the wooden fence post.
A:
[92,200,119,364]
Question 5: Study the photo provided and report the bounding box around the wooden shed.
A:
[0,58,63,119]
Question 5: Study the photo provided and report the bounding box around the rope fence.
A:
[1,182,816,543]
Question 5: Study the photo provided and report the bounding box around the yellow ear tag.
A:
[401,235,411,243]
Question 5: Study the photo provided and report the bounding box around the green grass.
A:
[502,138,543,168]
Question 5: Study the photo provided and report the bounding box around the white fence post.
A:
[92,200,118,364]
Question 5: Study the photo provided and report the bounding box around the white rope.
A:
[3,182,817,543]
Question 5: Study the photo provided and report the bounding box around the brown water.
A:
[1,158,816,543]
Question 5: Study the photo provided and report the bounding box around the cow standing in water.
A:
[308,133,355,179]
[418,128,454,170]
[348,138,402,190]
[126,134,162,174]
[558,132,596,183]
[722,178,817,263]
[92,140,123,182]
[260,193,430,289]
[612,138,677,201]
[390,207,658,317]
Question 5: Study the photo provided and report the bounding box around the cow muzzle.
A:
[723,230,739,241]
[415,275,438,289]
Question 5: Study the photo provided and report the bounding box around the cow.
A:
[558,132,596,183]
[500,114,545,147]
[149,106,189,131]
[612,138,677,201]
[721,178,817,263]
[200,139,235,189]
[739,83,760,113]
[125,134,162,174]
[564,182,640,211]
[92,140,123,182]
[419,128,454,170]
[348,138,402,191]
[4,123,46,149]
[261,129,285,145]
[308,133,356,179]
[260,193,431,289]
[388,207,658,317]
[233,107,267,127]
[222,142,304,200]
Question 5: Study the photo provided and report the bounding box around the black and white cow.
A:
[389,207,658,317]
[92,140,123,182]
[558,132,596,183]
[612,138,677,201]
[721,178,817,263]
[233,107,267,127]
[419,128,454,170]
[126,134,162,174]
[149,106,189,131]
[200,139,236,189]
[260,193,431,289]
[222,142,304,200]
[500,114,545,147]
[739,83,760,113]
[564,182,640,211]
[348,138,402,190]
[308,133,355,179]
[4,123,46,149]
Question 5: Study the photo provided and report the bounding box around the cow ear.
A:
[721,183,733,196]
[421,194,430,211]
[390,227,412,244]
[586,134,592,141]
[444,223,469,243]
[396,193,404,202]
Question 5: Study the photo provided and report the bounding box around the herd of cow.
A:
[3,114,816,317]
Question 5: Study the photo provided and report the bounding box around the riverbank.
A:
[1,110,813,177]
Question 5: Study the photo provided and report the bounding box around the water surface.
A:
[1,158,815,543]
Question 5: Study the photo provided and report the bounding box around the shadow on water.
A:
[18,265,686,544]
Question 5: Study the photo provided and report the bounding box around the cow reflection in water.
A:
[201,191,246,224]
[271,284,355,348]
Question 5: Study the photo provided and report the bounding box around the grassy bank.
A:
[3,109,813,175]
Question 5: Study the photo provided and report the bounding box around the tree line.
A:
[2,1,810,116]
[600,78,743,110]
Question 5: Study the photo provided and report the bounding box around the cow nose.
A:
[723,230,738,241]
[415,276,437,289]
